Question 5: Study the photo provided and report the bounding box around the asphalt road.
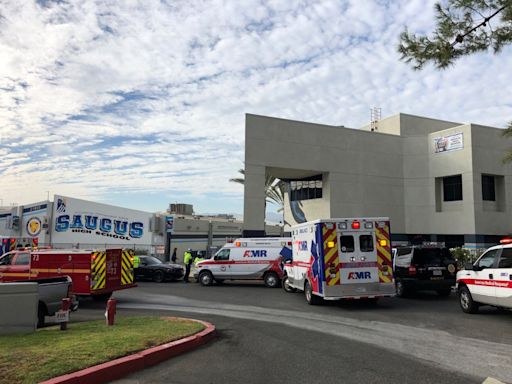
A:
[74,281,512,383]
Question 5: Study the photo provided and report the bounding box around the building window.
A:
[482,175,496,201]
[443,175,462,201]
[289,175,322,201]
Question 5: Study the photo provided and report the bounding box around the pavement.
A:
[73,280,512,384]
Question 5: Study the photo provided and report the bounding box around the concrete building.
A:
[243,113,512,248]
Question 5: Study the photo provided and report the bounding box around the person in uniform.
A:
[183,249,193,283]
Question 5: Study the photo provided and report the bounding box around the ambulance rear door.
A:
[338,228,379,285]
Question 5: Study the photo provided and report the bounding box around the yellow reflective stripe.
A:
[120,249,134,285]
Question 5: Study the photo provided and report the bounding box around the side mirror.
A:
[464,262,474,271]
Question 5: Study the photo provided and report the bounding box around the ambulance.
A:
[457,239,512,314]
[194,238,292,287]
[284,218,395,304]
[0,248,136,300]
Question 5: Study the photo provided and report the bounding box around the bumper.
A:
[402,278,455,291]
[166,270,184,280]
[323,282,396,299]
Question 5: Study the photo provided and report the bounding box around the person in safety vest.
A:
[133,255,140,269]
[183,249,193,283]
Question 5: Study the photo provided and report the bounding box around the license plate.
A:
[433,270,442,276]
[431,277,444,280]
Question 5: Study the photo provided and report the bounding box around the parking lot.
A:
[74,281,512,383]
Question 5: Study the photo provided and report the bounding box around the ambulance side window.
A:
[498,248,512,268]
[476,250,499,269]
[14,253,30,265]
[359,235,374,252]
[340,236,354,253]
[215,249,230,261]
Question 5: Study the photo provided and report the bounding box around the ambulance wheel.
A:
[282,276,297,293]
[264,272,280,288]
[198,271,214,286]
[459,286,479,314]
[153,270,165,283]
[305,281,322,305]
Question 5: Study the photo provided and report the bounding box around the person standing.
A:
[183,248,193,283]
[171,247,177,263]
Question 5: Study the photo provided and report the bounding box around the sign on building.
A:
[52,195,153,245]
[165,216,174,233]
[433,133,464,153]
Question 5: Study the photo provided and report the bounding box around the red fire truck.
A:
[0,248,136,299]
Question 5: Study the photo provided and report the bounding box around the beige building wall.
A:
[243,112,512,246]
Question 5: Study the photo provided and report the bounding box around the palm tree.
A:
[230,169,285,211]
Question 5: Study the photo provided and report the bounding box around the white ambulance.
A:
[457,239,512,314]
[193,238,292,287]
[283,218,395,304]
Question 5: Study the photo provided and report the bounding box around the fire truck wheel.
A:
[153,270,165,283]
[264,272,280,288]
[199,271,214,286]
[459,286,479,314]
[37,302,46,328]
[282,276,297,293]
[305,281,322,305]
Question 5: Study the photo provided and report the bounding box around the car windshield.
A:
[144,256,162,265]
[413,248,452,266]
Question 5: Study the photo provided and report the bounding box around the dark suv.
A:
[393,246,457,297]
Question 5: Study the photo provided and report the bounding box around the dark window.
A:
[14,253,30,265]
[215,249,230,261]
[339,236,354,253]
[289,175,322,201]
[144,256,162,265]
[397,247,412,256]
[482,175,496,201]
[443,175,463,201]
[498,248,512,268]
[412,248,451,266]
[359,235,374,252]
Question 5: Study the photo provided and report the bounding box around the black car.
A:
[134,256,184,283]
[393,246,457,297]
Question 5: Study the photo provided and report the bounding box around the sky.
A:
[1,0,512,217]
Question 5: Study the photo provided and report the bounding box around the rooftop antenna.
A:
[370,107,381,132]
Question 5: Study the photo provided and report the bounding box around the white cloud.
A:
[0,0,511,213]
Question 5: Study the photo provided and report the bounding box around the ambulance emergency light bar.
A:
[337,220,381,230]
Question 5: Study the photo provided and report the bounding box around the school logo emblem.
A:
[26,217,42,237]
[56,198,67,213]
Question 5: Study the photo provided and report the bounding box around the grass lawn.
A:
[0,316,205,384]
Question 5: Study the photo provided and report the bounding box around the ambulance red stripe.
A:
[458,278,512,289]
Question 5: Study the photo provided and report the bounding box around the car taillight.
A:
[408,266,417,275]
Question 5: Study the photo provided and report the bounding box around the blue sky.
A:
[1,0,512,217]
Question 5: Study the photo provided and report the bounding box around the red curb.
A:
[40,318,216,384]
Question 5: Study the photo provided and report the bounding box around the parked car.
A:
[134,256,184,283]
[457,241,512,314]
[393,246,457,297]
